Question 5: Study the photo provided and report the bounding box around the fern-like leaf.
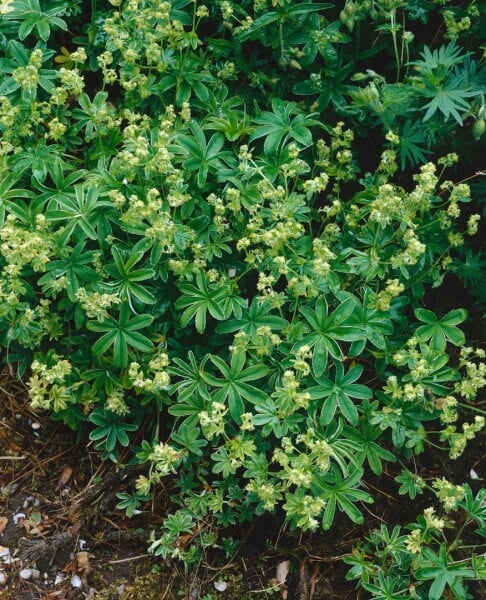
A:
[398,119,431,169]
[422,73,476,124]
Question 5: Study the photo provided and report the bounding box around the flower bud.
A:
[472,118,485,141]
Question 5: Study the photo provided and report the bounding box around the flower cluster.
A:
[75,288,121,321]
[423,507,445,531]
[432,478,465,512]
[1,215,53,273]
[128,352,170,395]
[27,356,73,412]
[199,402,228,441]
[376,279,405,311]
[271,370,311,412]
[455,347,486,400]
[106,388,130,416]
[440,415,485,459]
[136,441,182,495]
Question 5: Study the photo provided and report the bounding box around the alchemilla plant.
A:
[0,0,485,596]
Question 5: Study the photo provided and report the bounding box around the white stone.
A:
[0,547,10,563]
[13,513,25,525]
[19,568,33,580]
[214,580,228,592]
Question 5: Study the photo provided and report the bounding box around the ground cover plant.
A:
[0,0,485,597]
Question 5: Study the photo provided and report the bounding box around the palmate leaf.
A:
[414,308,467,351]
[202,351,268,422]
[9,140,64,182]
[344,423,395,475]
[45,184,113,243]
[169,351,210,404]
[87,303,153,367]
[458,485,486,530]
[176,273,230,333]
[216,297,288,337]
[171,423,207,456]
[340,289,393,356]
[311,465,373,530]
[4,0,68,41]
[37,163,87,204]
[410,41,466,74]
[394,469,424,499]
[171,121,225,186]
[422,76,475,125]
[38,240,98,301]
[292,296,362,376]
[237,3,332,40]
[308,362,372,426]
[294,62,352,110]
[398,119,431,169]
[103,245,156,307]
[250,98,320,155]
[416,545,474,600]
[168,352,210,426]
[88,409,138,453]
[452,249,486,285]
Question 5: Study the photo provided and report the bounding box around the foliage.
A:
[345,484,486,599]
[0,0,484,594]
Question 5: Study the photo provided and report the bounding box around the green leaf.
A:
[250,99,320,155]
[415,308,467,350]
[203,352,269,422]
[394,469,424,499]
[88,304,153,366]
[312,465,372,531]
[172,424,207,456]
[177,273,230,333]
[293,297,362,376]
[308,362,372,425]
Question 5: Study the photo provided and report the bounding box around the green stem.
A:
[390,9,401,82]
[457,402,486,416]
[451,519,473,547]
[279,21,285,62]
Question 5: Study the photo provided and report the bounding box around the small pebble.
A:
[0,570,7,587]
[214,580,228,592]
[71,574,82,588]
[13,513,25,525]
[470,468,479,480]
[31,422,41,430]
[19,568,33,580]
[0,548,11,564]
[54,574,65,585]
